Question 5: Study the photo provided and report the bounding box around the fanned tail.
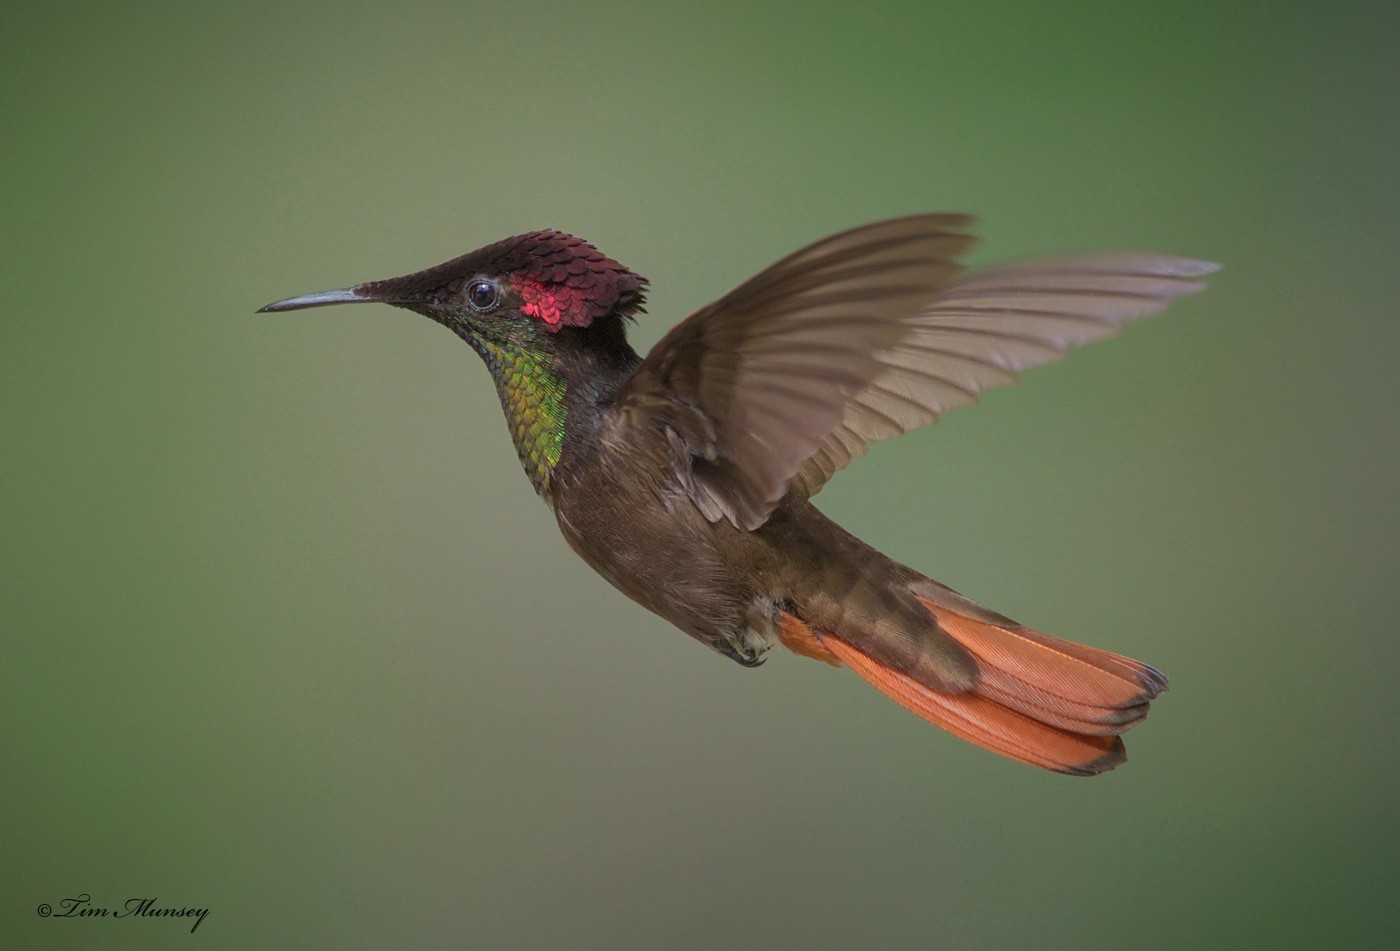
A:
[776,583,1167,776]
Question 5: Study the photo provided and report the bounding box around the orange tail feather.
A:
[781,595,1166,776]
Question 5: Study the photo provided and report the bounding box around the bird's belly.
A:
[551,467,763,656]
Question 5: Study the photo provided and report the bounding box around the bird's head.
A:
[258,230,648,352]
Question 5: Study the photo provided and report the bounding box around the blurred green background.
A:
[5,1,1397,948]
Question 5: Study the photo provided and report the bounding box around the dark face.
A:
[392,272,549,353]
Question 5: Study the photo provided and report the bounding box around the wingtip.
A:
[1167,258,1222,278]
[1106,254,1222,279]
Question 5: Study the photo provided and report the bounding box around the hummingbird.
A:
[260,215,1216,775]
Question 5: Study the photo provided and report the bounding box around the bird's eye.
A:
[466,279,500,312]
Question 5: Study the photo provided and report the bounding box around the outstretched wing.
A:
[615,215,1217,530]
[789,251,1219,498]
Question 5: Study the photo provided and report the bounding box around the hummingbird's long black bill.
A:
[256,287,374,314]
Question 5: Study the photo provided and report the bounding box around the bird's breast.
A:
[550,427,758,639]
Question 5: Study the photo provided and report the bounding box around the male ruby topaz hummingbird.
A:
[260,215,1216,775]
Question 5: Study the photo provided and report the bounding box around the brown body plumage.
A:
[261,215,1216,775]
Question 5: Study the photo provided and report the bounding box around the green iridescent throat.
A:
[472,338,567,495]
